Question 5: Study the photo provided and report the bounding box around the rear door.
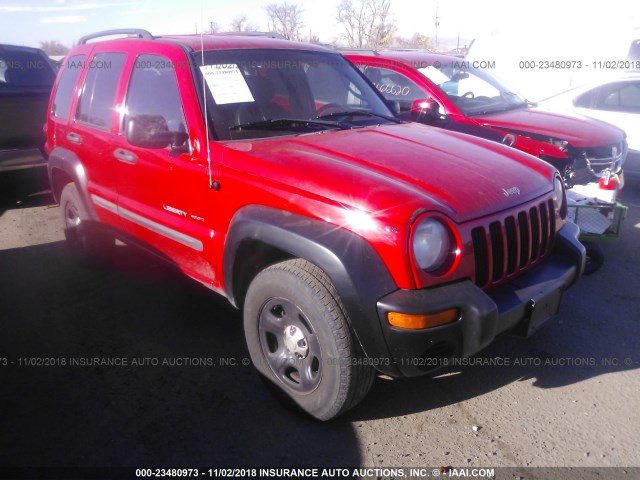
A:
[54,47,127,227]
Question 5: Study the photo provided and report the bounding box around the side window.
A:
[574,87,599,109]
[52,54,85,120]
[76,52,126,129]
[628,39,640,62]
[601,82,640,112]
[124,54,187,135]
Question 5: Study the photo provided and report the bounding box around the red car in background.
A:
[345,51,628,187]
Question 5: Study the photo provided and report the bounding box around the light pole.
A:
[434,2,440,51]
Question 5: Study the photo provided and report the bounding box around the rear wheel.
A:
[59,183,113,258]
[243,259,375,420]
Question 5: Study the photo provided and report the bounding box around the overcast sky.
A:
[1,0,636,50]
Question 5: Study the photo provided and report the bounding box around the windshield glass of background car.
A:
[418,64,527,116]
[195,49,394,140]
[361,65,428,103]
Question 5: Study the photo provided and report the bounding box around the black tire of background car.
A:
[582,241,604,275]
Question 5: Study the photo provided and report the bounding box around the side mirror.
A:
[409,98,440,119]
[126,115,189,150]
[451,72,470,81]
[386,99,401,116]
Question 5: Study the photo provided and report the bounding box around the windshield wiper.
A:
[315,110,403,124]
[229,118,349,132]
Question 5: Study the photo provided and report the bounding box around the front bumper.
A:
[569,140,627,185]
[376,222,585,377]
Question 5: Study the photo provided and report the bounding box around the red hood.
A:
[221,123,555,224]
[473,107,625,147]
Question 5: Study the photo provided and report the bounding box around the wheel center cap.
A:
[283,325,308,359]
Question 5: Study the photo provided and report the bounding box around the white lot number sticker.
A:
[200,64,254,105]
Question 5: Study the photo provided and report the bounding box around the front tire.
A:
[243,259,375,420]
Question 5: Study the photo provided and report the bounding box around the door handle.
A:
[66,132,82,144]
[114,148,137,164]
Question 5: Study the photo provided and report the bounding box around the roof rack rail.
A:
[217,31,288,39]
[377,47,434,53]
[335,48,380,55]
[79,29,153,45]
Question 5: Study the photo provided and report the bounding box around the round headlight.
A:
[552,175,564,210]
[550,139,569,151]
[412,218,450,272]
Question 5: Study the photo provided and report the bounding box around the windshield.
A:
[195,49,396,140]
[418,63,528,116]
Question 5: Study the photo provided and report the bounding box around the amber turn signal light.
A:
[387,309,459,330]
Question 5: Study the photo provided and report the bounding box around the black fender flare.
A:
[47,146,97,220]
[223,205,402,375]
[554,220,586,281]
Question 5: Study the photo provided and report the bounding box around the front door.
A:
[114,52,214,284]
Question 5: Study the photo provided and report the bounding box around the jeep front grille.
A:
[471,199,556,289]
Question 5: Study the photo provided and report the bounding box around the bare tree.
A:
[264,2,305,41]
[336,0,395,48]
[229,15,259,32]
[208,21,221,34]
[308,33,321,44]
[39,40,69,56]
[393,32,433,50]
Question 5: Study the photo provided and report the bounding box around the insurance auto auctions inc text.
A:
[245,467,495,478]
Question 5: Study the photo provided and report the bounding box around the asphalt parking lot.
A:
[0,168,639,476]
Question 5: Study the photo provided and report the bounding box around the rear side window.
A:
[76,52,126,129]
[52,54,85,120]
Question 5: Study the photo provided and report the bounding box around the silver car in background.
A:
[542,71,640,178]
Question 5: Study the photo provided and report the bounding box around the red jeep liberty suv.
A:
[46,29,585,420]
